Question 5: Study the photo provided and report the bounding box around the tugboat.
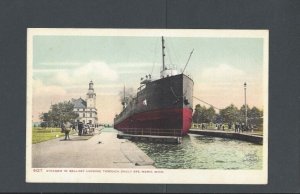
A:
[114,37,194,136]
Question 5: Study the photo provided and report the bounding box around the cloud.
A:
[33,79,67,97]
[32,79,72,120]
[200,64,245,84]
[196,64,250,95]
[33,69,62,73]
[39,62,81,66]
[118,70,149,74]
[113,62,155,74]
[52,71,74,85]
[74,61,119,81]
[36,61,119,86]
[113,62,153,68]
[193,64,263,109]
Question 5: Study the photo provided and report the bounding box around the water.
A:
[106,128,263,169]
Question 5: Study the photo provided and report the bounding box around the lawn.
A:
[32,127,72,144]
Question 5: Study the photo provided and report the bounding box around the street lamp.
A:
[244,82,248,129]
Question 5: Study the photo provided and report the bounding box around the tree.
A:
[193,104,204,123]
[239,104,251,124]
[214,113,223,124]
[40,122,48,128]
[40,112,52,127]
[220,104,240,124]
[40,101,79,127]
[206,106,216,123]
[239,104,250,116]
[193,104,216,123]
[248,106,263,128]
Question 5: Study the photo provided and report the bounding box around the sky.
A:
[31,35,265,124]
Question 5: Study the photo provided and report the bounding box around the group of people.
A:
[216,124,225,131]
[215,122,254,133]
[234,122,247,133]
[77,122,93,136]
[194,122,255,133]
[61,122,95,140]
[75,122,95,136]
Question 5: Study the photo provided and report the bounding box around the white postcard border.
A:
[26,28,268,184]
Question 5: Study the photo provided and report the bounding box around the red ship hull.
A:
[114,107,193,136]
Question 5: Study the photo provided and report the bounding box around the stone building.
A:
[71,81,98,125]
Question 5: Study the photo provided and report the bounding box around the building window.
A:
[83,113,85,117]
[77,109,79,111]
[90,113,92,117]
[83,108,85,111]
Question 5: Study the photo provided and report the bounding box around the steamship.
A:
[114,37,194,136]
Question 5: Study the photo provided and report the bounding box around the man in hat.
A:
[78,122,83,136]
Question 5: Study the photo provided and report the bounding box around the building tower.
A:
[86,80,96,108]
[72,81,98,126]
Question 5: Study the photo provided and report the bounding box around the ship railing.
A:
[120,128,183,137]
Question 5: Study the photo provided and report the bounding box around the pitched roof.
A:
[71,98,87,108]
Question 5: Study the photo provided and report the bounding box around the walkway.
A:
[32,129,155,168]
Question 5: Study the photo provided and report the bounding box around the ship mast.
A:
[122,85,126,109]
[162,36,166,71]
[123,85,125,103]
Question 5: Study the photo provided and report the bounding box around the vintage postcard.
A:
[26,28,268,184]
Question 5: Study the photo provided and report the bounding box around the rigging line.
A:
[170,87,178,98]
[193,96,222,110]
[170,87,187,99]
[182,49,194,73]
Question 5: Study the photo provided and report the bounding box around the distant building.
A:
[71,81,98,125]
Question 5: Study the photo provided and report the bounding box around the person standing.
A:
[236,122,240,133]
[78,122,83,136]
[241,122,245,133]
[71,123,76,132]
[62,122,71,140]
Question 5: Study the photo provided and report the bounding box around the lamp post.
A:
[244,82,248,130]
